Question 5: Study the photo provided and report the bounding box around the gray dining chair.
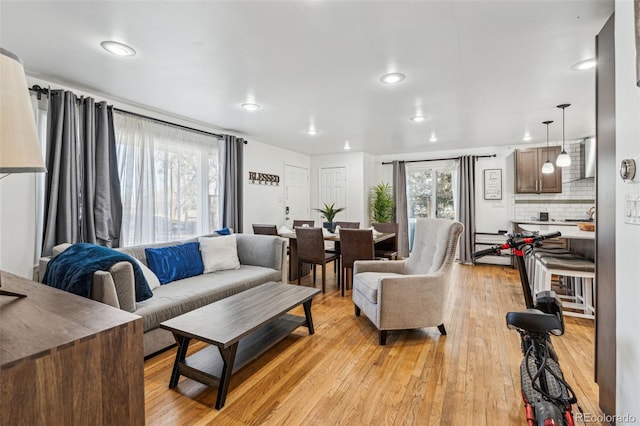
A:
[292,220,315,228]
[295,227,339,293]
[372,222,399,260]
[339,229,374,297]
[252,224,278,235]
[335,221,360,229]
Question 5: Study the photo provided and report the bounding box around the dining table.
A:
[280,229,396,282]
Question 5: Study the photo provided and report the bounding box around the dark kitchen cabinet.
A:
[515,147,562,193]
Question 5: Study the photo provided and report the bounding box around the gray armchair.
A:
[352,218,463,345]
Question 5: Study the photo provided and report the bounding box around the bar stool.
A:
[537,256,596,319]
[531,249,584,296]
[526,247,575,295]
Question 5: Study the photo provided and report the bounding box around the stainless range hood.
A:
[580,137,596,179]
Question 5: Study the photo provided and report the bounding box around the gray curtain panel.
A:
[42,91,122,255]
[457,155,476,264]
[392,160,409,258]
[80,99,122,247]
[220,135,245,233]
[43,91,80,256]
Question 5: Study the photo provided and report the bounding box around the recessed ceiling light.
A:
[379,72,406,84]
[241,103,261,111]
[570,58,596,71]
[429,134,438,143]
[306,128,318,136]
[410,115,429,123]
[522,134,532,141]
[100,41,136,57]
[344,140,351,150]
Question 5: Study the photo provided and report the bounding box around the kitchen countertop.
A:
[511,220,593,226]
[517,223,595,240]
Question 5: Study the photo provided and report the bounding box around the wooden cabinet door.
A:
[515,148,539,193]
[515,147,562,194]
[539,146,562,193]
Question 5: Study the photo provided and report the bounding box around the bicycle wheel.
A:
[535,401,564,426]
[521,353,571,402]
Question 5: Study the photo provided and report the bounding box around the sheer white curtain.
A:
[114,112,219,246]
[30,93,48,265]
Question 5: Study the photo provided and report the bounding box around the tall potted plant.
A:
[370,182,394,223]
[314,202,345,233]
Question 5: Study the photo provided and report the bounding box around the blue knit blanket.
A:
[43,243,153,302]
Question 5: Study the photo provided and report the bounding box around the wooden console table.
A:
[0,271,145,425]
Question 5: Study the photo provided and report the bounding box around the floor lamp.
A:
[0,48,47,297]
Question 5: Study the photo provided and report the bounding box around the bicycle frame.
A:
[513,247,535,309]
[473,232,577,426]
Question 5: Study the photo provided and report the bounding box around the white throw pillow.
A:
[198,235,241,273]
[134,257,161,291]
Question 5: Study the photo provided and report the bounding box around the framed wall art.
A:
[483,169,502,200]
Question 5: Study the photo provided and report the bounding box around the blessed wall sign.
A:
[248,171,280,186]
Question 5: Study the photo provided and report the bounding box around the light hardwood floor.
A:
[144,263,603,425]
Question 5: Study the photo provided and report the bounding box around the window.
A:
[114,112,219,246]
[406,162,455,247]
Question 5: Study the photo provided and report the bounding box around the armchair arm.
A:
[377,273,447,330]
[354,259,407,275]
[91,271,120,309]
[236,234,286,271]
[106,261,137,312]
[39,251,137,312]
[38,257,50,283]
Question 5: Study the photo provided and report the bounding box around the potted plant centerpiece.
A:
[370,182,394,223]
[314,202,345,233]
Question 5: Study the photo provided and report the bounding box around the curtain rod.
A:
[29,85,239,142]
[112,108,227,140]
[381,154,496,165]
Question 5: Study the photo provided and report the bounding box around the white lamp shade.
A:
[0,48,45,173]
[541,160,555,174]
[556,151,571,167]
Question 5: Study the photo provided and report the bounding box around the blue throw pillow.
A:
[145,242,204,285]
[215,227,231,235]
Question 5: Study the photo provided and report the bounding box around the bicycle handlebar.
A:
[472,231,562,259]
[472,246,505,259]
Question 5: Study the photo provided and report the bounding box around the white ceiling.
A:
[1,0,613,156]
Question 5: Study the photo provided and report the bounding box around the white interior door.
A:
[319,167,347,222]
[284,165,310,228]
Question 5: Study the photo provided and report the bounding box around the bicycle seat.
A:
[506,309,563,336]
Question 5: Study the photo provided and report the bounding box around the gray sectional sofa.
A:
[40,233,287,357]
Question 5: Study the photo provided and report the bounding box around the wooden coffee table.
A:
[160,281,320,409]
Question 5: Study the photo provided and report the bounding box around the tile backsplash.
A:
[513,141,595,221]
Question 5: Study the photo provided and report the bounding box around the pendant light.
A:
[541,120,555,174]
[556,103,571,167]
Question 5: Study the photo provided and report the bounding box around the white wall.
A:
[243,140,310,229]
[0,173,39,279]
[615,0,640,418]
[474,150,513,233]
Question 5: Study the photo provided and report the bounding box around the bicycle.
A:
[473,232,579,426]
